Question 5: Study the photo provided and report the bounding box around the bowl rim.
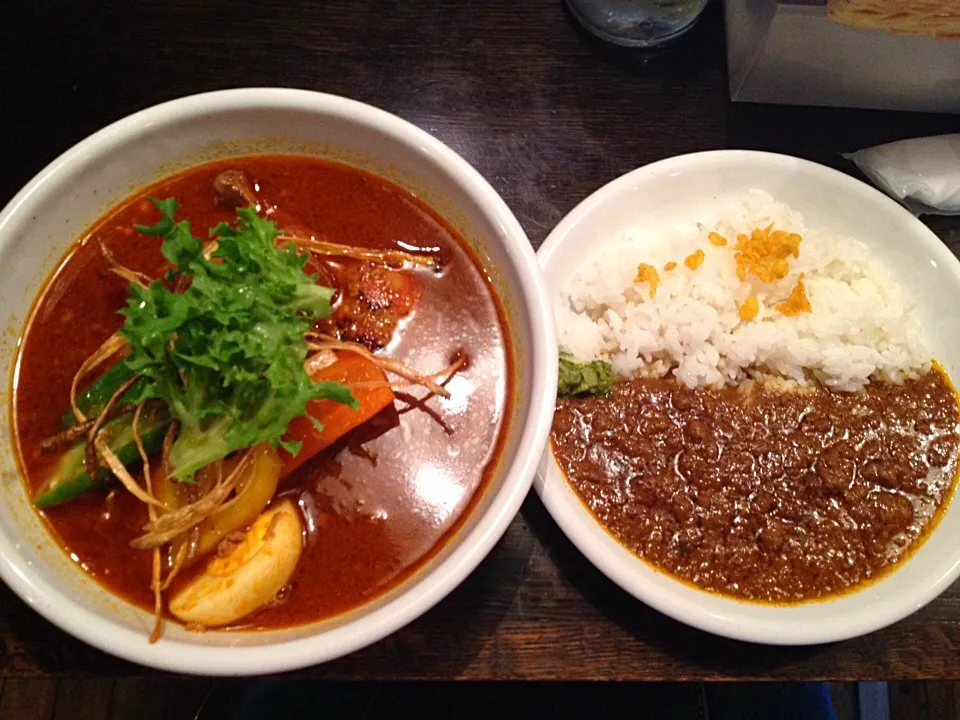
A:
[535,148,960,645]
[0,87,558,674]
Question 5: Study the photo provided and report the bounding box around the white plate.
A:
[535,150,960,645]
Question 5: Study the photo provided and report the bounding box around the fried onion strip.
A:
[278,233,436,268]
[148,546,162,643]
[345,353,467,391]
[69,333,128,424]
[160,541,190,591]
[133,403,164,643]
[93,434,164,508]
[303,348,338,377]
[130,449,254,549]
[84,374,140,481]
[306,334,452,398]
[99,240,151,289]
[40,401,147,453]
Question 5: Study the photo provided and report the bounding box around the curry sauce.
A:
[551,369,960,602]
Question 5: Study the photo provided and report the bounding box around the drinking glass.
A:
[565,0,709,48]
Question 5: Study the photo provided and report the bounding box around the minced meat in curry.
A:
[551,368,960,602]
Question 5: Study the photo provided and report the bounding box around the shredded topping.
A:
[684,249,705,271]
[624,226,810,320]
[739,295,760,322]
[776,273,812,316]
[734,225,802,283]
[635,263,660,299]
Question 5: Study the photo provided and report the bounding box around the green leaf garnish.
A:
[558,351,616,398]
[121,198,358,481]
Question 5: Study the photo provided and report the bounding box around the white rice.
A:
[556,190,928,391]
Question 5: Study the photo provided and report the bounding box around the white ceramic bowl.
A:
[0,88,557,674]
[536,150,960,645]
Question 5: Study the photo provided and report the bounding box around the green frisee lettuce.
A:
[120,198,357,481]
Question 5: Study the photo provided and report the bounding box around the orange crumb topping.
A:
[635,263,660,299]
[684,249,705,270]
[664,261,677,272]
[733,225,802,282]
[776,273,812,316]
[708,231,728,247]
[739,295,759,322]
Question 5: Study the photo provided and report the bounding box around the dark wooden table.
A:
[2,0,959,682]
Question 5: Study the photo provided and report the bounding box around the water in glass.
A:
[565,0,708,48]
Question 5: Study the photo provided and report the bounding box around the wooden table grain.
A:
[2,0,959,681]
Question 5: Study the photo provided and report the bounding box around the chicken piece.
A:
[326,263,421,350]
[211,171,422,350]
[212,170,260,210]
[212,170,314,235]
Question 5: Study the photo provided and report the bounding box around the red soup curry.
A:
[13,156,512,633]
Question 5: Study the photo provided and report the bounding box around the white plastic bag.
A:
[843,134,960,215]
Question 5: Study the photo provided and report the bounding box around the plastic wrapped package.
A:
[844,134,960,215]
